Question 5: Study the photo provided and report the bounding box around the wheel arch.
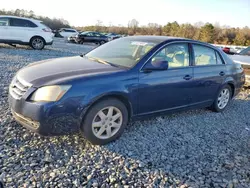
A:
[223,77,236,97]
[29,35,46,44]
[80,92,133,127]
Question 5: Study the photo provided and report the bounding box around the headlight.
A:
[30,85,71,102]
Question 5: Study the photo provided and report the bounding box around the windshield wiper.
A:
[87,56,123,68]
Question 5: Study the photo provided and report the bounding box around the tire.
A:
[210,85,232,112]
[81,98,128,145]
[30,37,45,50]
[99,40,106,45]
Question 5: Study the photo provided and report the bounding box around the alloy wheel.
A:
[92,106,123,139]
[217,88,230,109]
[32,38,44,49]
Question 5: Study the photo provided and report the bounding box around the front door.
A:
[137,43,194,115]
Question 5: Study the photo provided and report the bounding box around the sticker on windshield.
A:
[131,41,148,46]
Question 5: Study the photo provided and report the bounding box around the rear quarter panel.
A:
[225,63,245,96]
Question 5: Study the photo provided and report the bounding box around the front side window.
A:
[86,32,94,36]
[147,43,190,69]
[0,18,9,26]
[86,38,158,68]
[193,44,217,66]
[10,18,37,27]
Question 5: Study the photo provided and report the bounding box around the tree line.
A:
[80,19,250,46]
[1,10,249,46]
[0,9,70,30]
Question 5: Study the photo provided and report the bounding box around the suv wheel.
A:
[30,37,45,50]
[81,98,128,145]
[211,85,232,112]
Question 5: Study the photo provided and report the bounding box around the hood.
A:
[229,55,250,65]
[17,56,122,87]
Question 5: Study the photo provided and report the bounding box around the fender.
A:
[78,91,134,126]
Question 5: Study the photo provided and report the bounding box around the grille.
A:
[9,76,32,100]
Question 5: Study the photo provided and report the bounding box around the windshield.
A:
[85,38,157,68]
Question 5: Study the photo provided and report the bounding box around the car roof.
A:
[125,36,217,48]
[0,15,42,23]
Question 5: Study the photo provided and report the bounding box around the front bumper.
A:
[9,92,81,136]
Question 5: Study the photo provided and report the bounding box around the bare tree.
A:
[128,19,139,35]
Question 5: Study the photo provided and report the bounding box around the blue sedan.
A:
[9,36,245,145]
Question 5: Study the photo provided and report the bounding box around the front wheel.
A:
[210,85,232,112]
[81,98,128,145]
[99,40,106,45]
[30,37,45,50]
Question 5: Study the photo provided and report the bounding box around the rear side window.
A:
[10,18,37,28]
[216,51,224,64]
[193,44,217,66]
[0,18,9,26]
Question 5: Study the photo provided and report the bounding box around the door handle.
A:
[219,71,225,76]
[183,75,192,80]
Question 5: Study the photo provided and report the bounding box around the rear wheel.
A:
[30,37,45,50]
[81,98,128,145]
[210,85,232,112]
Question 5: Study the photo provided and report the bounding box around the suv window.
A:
[149,43,190,69]
[10,18,37,27]
[193,44,217,66]
[0,18,9,26]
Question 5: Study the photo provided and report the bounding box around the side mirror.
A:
[143,60,169,72]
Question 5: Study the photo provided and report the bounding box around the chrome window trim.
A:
[139,40,227,72]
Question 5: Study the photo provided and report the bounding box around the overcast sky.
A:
[2,0,250,27]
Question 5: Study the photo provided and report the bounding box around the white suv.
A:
[0,15,54,50]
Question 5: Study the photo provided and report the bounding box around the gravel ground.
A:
[1,38,250,188]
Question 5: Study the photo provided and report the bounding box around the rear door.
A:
[191,44,227,105]
[9,18,38,42]
[0,17,10,40]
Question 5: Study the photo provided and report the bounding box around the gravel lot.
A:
[1,38,250,188]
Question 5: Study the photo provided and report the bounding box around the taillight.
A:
[42,28,51,32]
